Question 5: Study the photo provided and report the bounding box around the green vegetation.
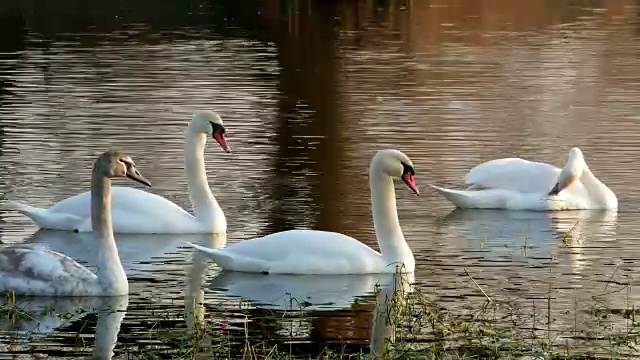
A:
[0,269,639,359]
[132,275,640,359]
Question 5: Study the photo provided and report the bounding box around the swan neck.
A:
[580,165,615,206]
[370,166,413,269]
[184,126,220,219]
[91,173,112,239]
[91,171,127,291]
[581,165,601,187]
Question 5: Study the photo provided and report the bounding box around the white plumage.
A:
[188,149,420,274]
[5,111,229,234]
[432,147,617,211]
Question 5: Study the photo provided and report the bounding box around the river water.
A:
[0,0,640,358]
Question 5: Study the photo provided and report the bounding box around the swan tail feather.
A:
[186,242,223,256]
[3,200,33,212]
[185,242,269,273]
[4,201,84,230]
[430,184,478,208]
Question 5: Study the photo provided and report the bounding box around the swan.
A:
[0,150,151,296]
[431,147,617,211]
[187,148,420,274]
[5,110,230,234]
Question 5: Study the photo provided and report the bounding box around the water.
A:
[1,0,640,357]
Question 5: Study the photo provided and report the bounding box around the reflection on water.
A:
[443,209,618,259]
[0,0,640,357]
[440,209,622,304]
[370,271,414,359]
[0,295,127,359]
[209,272,391,311]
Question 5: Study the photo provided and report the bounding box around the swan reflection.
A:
[0,295,128,359]
[208,272,393,311]
[442,209,617,269]
[185,233,227,338]
[371,271,414,358]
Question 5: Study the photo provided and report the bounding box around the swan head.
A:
[96,150,151,187]
[372,149,419,195]
[192,111,231,153]
[548,147,584,196]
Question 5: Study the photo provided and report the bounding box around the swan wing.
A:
[431,184,589,210]
[188,229,387,274]
[50,186,193,218]
[188,242,270,273]
[4,200,85,230]
[465,158,561,194]
[48,187,202,233]
[0,245,97,296]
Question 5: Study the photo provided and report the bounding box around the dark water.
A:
[1,0,640,358]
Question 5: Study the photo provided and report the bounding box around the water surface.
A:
[1,0,640,357]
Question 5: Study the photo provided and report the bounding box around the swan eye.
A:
[400,162,415,176]
[119,159,134,170]
[209,121,231,153]
[400,161,419,195]
[210,122,225,135]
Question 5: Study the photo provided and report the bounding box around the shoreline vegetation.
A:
[0,266,638,359]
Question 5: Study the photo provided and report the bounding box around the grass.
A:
[121,268,640,360]
[112,275,640,359]
[0,269,640,360]
[0,266,639,359]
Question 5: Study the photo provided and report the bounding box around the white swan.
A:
[0,150,151,296]
[431,147,617,211]
[5,111,230,234]
[187,149,420,274]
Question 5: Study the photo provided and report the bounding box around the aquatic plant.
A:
[1,267,639,359]
[134,259,640,359]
